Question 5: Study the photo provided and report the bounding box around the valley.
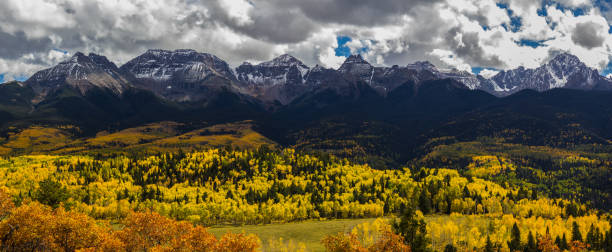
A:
[0,49,611,251]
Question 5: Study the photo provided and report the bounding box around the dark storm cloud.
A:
[198,0,444,45]
[1,0,612,80]
[572,21,606,49]
[0,30,53,59]
[204,1,319,44]
[444,27,505,68]
[284,0,444,26]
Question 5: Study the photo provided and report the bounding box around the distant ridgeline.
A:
[1,50,612,137]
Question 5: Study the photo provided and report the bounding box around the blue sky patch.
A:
[516,39,548,48]
[53,48,69,54]
[471,67,498,76]
[497,3,522,32]
[335,36,369,57]
[509,16,522,32]
[537,6,548,16]
[335,36,352,57]
[471,67,485,75]
[0,74,27,83]
[541,0,588,16]
[603,62,612,76]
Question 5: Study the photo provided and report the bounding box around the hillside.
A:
[0,121,275,156]
[0,51,611,252]
[0,147,609,251]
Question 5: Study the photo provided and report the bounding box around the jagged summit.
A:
[30,52,116,81]
[145,48,198,57]
[260,54,308,68]
[339,55,372,72]
[338,54,374,84]
[26,52,130,98]
[120,49,235,82]
[550,52,581,64]
[406,61,438,72]
[235,54,311,104]
[236,54,310,87]
[88,53,117,68]
[341,54,370,65]
[118,49,240,102]
[484,52,609,94]
[17,49,612,105]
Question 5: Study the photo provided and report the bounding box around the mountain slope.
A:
[25,52,130,102]
[481,53,612,95]
[119,49,241,102]
[2,49,612,157]
[236,54,311,104]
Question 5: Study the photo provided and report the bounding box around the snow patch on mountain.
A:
[26,52,130,97]
[236,54,309,87]
[120,49,236,83]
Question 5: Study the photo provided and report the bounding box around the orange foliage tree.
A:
[116,211,259,252]
[116,211,183,250]
[322,232,368,252]
[0,187,14,220]
[214,233,260,252]
[323,226,410,252]
[538,232,560,252]
[0,202,259,252]
[569,240,588,252]
[0,203,107,251]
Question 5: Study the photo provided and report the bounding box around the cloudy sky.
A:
[1,0,612,83]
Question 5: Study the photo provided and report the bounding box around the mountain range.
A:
[2,49,612,166]
[11,49,612,106]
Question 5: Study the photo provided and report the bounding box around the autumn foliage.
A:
[0,201,259,251]
[537,232,560,252]
[0,149,611,251]
[322,225,410,252]
[116,211,259,252]
[0,187,14,219]
[0,202,106,251]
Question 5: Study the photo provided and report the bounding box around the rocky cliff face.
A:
[119,49,239,102]
[26,52,130,101]
[24,50,612,105]
[235,54,311,104]
[483,53,611,95]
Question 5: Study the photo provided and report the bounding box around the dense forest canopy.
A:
[0,146,610,251]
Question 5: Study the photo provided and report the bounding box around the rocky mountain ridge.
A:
[18,49,612,105]
[25,52,130,102]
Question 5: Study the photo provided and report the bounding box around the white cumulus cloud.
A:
[0,0,612,82]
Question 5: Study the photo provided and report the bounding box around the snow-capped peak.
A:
[548,52,581,67]
[120,49,236,82]
[260,54,303,67]
[25,52,130,96]
[340,54,370,67]
[68,52,89,63]
[338,54,373,77]
[31,52,118,82]
[236,54,310,89]
[484,52,607,94]
[406,61,439,73]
